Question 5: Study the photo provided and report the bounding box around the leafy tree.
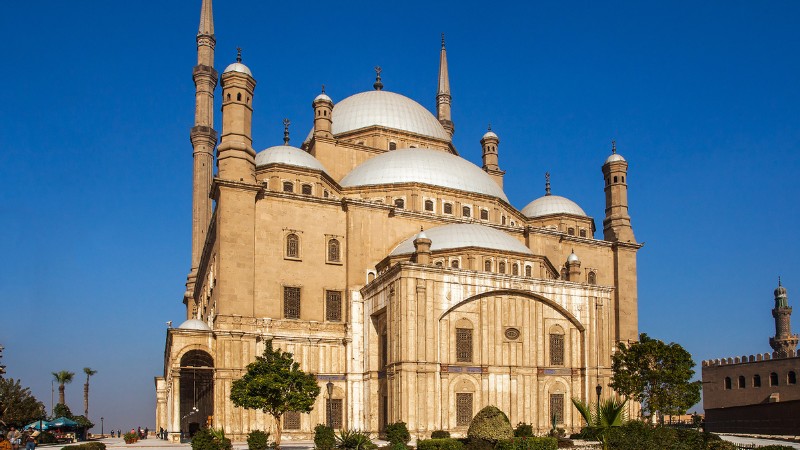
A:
[230,340,320,448]
[0,378,46,427]
[82,367,97,417]
[610,333,701,420]
[53,403,73,419]
[571,397,628,450]
[52,371,75,406]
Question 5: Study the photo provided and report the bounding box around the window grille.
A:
[456,328,473,362]
[326,291,342,322]
[328,239,341,262]
[286,234,299,258]
[550,394,564,424]
[284,411,301,430]
[301,184,312,195]
[444,203,453,214]
[525,265,532,277]
[456,393,473,426]
[425,200,434,211]
[284,286,301,319]
[480,209,489,220]
[283,181,294,193]
[550,333,564,366]
[462,206,470,217]
[327,399,343,429]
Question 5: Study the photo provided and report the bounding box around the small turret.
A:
[413,228,432,265]
[312,85,333,139]
[217,48,257,183]
[481,125,505,188]
[602,140,635,243]
[566,250,581,281]
[770,278,799,358]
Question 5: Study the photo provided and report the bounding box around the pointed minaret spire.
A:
[437,33,454,137]
[373,66,384,91]
[545,172,552,196]
[198,0,214,36]
[283,118,291,145]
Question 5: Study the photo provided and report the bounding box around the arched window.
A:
[501,216,507,225]
[770,372,778,386]
[394,198,405,209]
[456,327,473,362]
[753,374,761,387]
[579,229,587,238]
[286,234,300,258]
[568,227,575,236]
[301,184,312,195]
[789,371,797,385]
[549,329,565,366]
[498,261,506,274]
[484,260,492,272]
[512,263,519,276]
[738,376,746,389]
[283,181,294,193]
[328,239,341,262]
[237,92,242,101]
[323,190,330,198]
[443,203,453,214]
[613,176,618,183]
[462,206,471,217]
[525,265,532,277]
[389,141,397,150]
[435,261,443,268]
[451,260,459,269]
[588,271,597,285]
[424,200,434,211]
[724,377,732,390]
[480,209,489,220]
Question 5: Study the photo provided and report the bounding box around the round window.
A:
[504,328,520,340]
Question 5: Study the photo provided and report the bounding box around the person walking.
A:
[24,433,35,450]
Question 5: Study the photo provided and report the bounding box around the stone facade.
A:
[155,0,642,441]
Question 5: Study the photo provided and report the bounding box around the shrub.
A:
[122,432,138,444]
[430,430,450,439]
[191,428,232,450]
[513,423,533,438]
[417,438,464,450]
[496,437,558,450]
[315,424,336,450]
[335,429,376,450]
[465,438,495,450]
[62,444,107,450]
[388,443,409,450]
[467,405,513,443]
[705,442,736,450]
[385,422,411,445]
[602,422,740,450]
[752,447,795,450]
[248,430,270,450]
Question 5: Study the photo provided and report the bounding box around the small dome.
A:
[314,93,332,103]
[391,223,532,256]
[177,319,212,331]
[567,252,579,263]
[775,283,787,298]
[255,145,328,172]
[605,153,626,164]
[522,195,587,218]
[482,130,498,140]
[340,148,508,202]
[223,62,252,76]
[416,230,428,240]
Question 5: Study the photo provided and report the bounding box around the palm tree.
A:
[572,397,628,450]
[52,370,75,407]
[83,367,97,416]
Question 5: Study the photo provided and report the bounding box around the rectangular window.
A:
[327,399,343,429]
[456,393,473,426]
[456,328,473,362]
[284,286,301,319]
[380,333,388,368]
[480,209,489,220]
[284,411,301,430]
[550,393,564,424]
[550,333,564,366]
[326,290,343,322]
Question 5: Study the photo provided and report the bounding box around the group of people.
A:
[3,427,37,450]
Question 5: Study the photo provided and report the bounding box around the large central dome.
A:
[340,148,509,202]
[331,91,450,140]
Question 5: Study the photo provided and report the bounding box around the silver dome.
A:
[390,223,532,256]
[223,62,252,76]
[331,91,450,140]
[482,130,498,140]
[567,252,579,263]
[340,148,509,202]
[314,93,332,103]
[605,153,626,164]
[255,145,328,172]
[522,195,587,218]
[177,319,212,331]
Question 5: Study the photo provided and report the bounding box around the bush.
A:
[248,430,270,450]
[752,447,795,450]
[496,437,558,450]
[513,423,533,438]
[430,430,450,439]
[191,428,232,450]
[62,444,107,450]
[467,405,513,443]
[705,442,736,450]
[388,443,409,450]
[335,429,376,450]
[603,422,738,450]
[122,432,139,444]
[465,438,495,450]
[385,422,410,445]
[315,425,336,450]
[417,438,464,450]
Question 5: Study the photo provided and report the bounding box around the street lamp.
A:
[326,381,334,429]
[595,384,602,405]
[101,417,104,438]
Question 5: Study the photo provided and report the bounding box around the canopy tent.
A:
[49,417,79,428]
[24,420,52,431]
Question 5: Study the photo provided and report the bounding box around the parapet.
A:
[702,349,797,367]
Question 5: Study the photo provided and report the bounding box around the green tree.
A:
[571,397,628,450]
[230,340,320,448]
[82,367,97,417]
[610,333,701,420]
[0,378,46,427]
[53,403,72,418]
[52,371,75,406]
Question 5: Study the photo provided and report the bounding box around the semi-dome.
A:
[340,148,508,202]
[255,145,328,173]
[223,62,252,76]
[390,223,532,256]
[177,319,212,331]
[522,195,587,218]
[330,91,450,140]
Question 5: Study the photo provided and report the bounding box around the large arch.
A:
[179,350,214,437]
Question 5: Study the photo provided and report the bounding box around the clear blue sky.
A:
[1,0,798,431]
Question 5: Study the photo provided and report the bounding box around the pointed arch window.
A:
[327,238,341,262]
[286,234,300,258]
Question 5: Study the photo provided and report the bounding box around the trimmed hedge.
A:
[603,422,735,450]
[467,406,513,443]
[385,422,411,445]
[314,424,336,450]
[247,430,270,450]
[430,431,450,439]
[417,438,465,450]
[752,447,796,450]
[62,444,106,450]
[513,423,533,438]
[496,437,557,450]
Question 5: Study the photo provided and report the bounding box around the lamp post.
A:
[326,381,334,429]
[101,417,104,438]
[595,384,602,405]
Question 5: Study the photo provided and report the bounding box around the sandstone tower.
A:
[770,278,799,358]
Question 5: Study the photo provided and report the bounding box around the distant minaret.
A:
[187,0,218,300]
[437,34,454,137]
[770,278,799,358]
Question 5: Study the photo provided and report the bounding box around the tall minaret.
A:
[602,141,636,243]
[437,34,454,137]
[770,279,799,358]
[187,0,218,300]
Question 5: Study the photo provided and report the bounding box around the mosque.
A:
[155,0,642,441]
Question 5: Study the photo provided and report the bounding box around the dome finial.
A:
[611,139,616,154]
[441,33,446,49]
[321,84,326,94]
[236,47,242,63]
[779,276,782,287]
[487,123,492,132]
[545,172,551,196]
[373,66,384,91]
[283,118,291,145]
